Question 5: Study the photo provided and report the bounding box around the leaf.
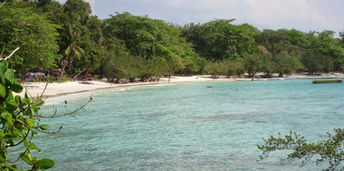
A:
[15,95,21,103]
[27,143,40,151]
[33,100,44,107]
[0,62,7,85]
[74,49,81,59]
[39,124,49,130]
[1,112,12,124]
[0,84,6,98]
[0,130,5,138]
[24,93,31,104]
[9,83,23,93]
[0,62,7,74]
[25,119,35,128]
[32,105,39,113]
[65,46,71,56]
[20,152,32,165]
[24,140,40,151]
[31,129,38,134]
[36,158,55,169]
[5,69,23,93]
[0,153,5,163]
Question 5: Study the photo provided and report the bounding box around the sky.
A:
[58,0,344,35]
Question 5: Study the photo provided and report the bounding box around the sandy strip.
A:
[18,74,344,104]
[18,76,233,104]
[21,76,216,97]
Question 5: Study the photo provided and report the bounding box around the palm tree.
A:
[60,25,84,77]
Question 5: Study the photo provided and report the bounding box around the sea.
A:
[34,79,344,170]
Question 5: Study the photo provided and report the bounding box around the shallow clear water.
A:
[36,79,344,170]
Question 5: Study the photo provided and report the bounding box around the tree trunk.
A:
[60,60,68,78]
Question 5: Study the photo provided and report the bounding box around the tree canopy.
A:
[0,6,60,74]
[0,0,343,80]
[182,20,259,60]
[102,13,203,80]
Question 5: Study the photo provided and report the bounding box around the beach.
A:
[20,73,344,104]
[19,76,228,103]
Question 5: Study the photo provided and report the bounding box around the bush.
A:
[0,61,55,170]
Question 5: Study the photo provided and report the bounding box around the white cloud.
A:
[244,0,329,29]
[58,0,344,34]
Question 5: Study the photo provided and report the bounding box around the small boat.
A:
[312,79,343,84]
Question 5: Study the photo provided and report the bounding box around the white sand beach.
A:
[19,73,344,104]
[19,76,232,102]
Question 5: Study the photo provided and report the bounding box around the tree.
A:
[255,29,344,74]
[104,55,144,83]
[33,0,64,25]
[340,32,344,46]
[255,29,307,56]
[103,12,202,78]
[243,53,270,78]
[223,58,245,77]
[258,129,344,171]
[58,0,90,75]
[302,50,334,74]
[61,26,85,76]
[0,6,60,74]
[182,20,258,60]
[204,61,226,78]
[273,51,302,77]
[312,31,344,72]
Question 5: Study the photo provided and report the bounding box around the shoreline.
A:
[20,74,344,104]
[21,76,221,104]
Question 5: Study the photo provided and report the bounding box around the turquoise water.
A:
[36,79,344,170]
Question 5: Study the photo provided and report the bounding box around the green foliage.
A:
[104,55,137,82]
[204,59,246,78]
[256,29,344,74]
[204,61,225,78]
[243,53,271,77]
[258,129,344,171]
[182,20,259,60]
[273,51,303,76]
[0,6,60,74]
[58,0,102,75]
[223,58,245,77]
[0,61,55,170]
[256,29,307,56]
[103,12,202,78]
[2,0,344,80]
[302,50,334,74]
[305,31,344,72]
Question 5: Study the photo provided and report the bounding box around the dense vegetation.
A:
[0,0,343,81]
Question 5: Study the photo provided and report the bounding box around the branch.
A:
[72,70,87,81]
[39,82,49,99]
[0,47,20,61]
[5,130,30,148]
[6,148,29,164]
[35,124,63,135]
[35,96,93,118]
